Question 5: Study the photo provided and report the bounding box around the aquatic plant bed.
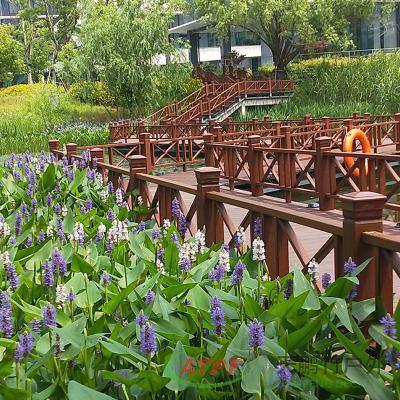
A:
[0,151,398,399]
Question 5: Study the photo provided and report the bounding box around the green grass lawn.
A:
[0,84,118,155]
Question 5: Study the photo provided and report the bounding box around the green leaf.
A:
[103,280,138,315]
[282,303,334,352]
[32,379,59,400]
[100,338,148,364]
[293,267,320,310]
[343,355,397,400]
[52,316,87,348]
[132,371,170,393]
[241,356,277,395]
[163,283,197,301]
[163,341,190,392]
[290,361,362,396]
[0,387,29,400]
[71,253,94,274]
[40,163,55,193]
[185,285,210,311]
[352,298,375,322]
[68,381,116,400]
[324,276,358,298]
[328,321,370,367]
[129,234,154,261]
[244,294,263,319]
[321,297,353,332]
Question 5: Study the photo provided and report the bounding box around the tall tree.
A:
[13,0,42,83]
[192,0,390,77]
[40,0,79,82]
[67,0,177,113]
[0,25,24,84]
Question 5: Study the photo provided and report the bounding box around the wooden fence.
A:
[49,141,400,314]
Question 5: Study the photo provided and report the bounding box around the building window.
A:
[233,31,259,46]
[198,32,220,48]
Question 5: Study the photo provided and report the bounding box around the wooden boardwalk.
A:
[151,170,400,302]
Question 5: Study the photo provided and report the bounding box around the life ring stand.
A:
[343,129,372,178]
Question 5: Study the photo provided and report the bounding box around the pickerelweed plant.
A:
[0,151,399,399]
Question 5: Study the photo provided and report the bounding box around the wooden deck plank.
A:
[151,170,400,303]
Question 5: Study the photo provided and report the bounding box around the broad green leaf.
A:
[322,297,353,332]
[282,303,334,351]
[40,163,55,192]
[100,338,148,364]
[352,298,375,322]
[290,361,363,396]
[163,341,190,391]
[52,316,87,348]
[68,381,115,400]
[185,285,210,311]
[71,253,94,274]
[103,280,138,315]
[32,379,59,400]
[293,267,320,310]
[241,356,277,395]
[343,355,397,400]
[132,371,170,393]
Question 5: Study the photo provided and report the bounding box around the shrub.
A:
[258,65,275,77]
[0,83,50,97]
[69,81,116,108]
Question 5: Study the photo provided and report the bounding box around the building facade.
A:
[169,6,400,69]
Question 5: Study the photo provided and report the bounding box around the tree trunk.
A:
[21,20,33,84]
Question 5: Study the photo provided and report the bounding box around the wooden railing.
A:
[49,140,400,314]
[109,79,294,142]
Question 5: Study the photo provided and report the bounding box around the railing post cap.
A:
[195,167,221,185]
[315,136,332,147]
[339,191,386,221]
[128,154,147,168]
[248,135,261,144]
[66,143,77,147]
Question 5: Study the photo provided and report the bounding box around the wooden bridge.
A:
[49,112,400,312]
[109,79,294,142]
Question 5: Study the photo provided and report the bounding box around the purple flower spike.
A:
[344,258,357,274]
[381,314,397,339]
[321,273,331,290]
[140,322,157,355]
[284,279,293,299]
[249,320,264,349]
[43,262,54,287]
[31,319,42,334]
[171,198,181,218]
[135,310,148,326]
[210,297,225,336]
[144,291,155,304]
[5,263,19,291]
[231,262,246,286]
[253,217,262,238]
[277,365,292,387]
[42,304,56,328]
[100,272,111,287]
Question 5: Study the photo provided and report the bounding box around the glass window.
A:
[233,31,260,46]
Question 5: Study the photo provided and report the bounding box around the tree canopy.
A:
[192,0,389,75]
[0,24,24,84]
[63,0,178,112]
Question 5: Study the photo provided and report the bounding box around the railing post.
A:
[394,113,400,151]
[315,137,335,211]
[363,112,371,122]
[322,116,330,130]
[214,126,223,143]
[48,139,60,159]
[128,155,148,209]
[248,135,264,196]
[139,133,152,172]
[89,148,104,178]
[279,126,293,203]
[252,117,259,132]
[203,133,215,167]
[65,143,77,163]
[352,111,360,120]
[304,113,311,125]
[340,192,391,312]
[208,120,215,135]
[195,167,223,246]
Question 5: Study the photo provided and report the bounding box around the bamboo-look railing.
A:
[48,140,400,314]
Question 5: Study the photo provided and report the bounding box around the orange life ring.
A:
[343,129,372,177]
